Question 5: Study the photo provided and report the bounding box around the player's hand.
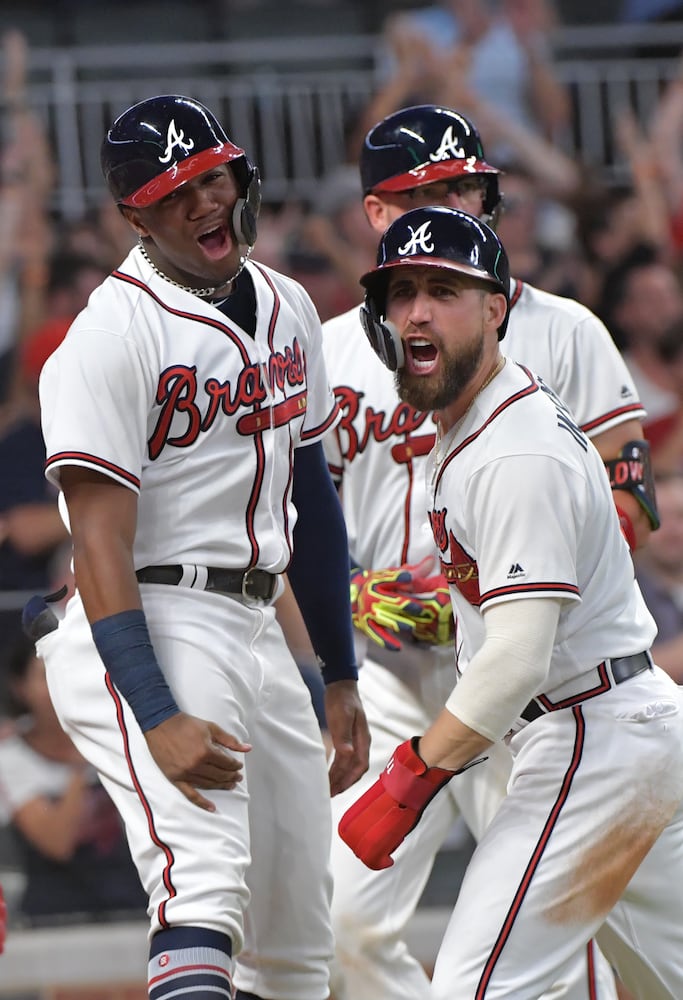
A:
[338,738,455,869]
[144,712,251,812]
[324,680,370,796]
[350,557,454,652]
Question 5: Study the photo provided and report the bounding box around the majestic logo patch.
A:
[507,563,525,579]
[159,119,195,164]
[398,221,434,257]
[429,125,466,162]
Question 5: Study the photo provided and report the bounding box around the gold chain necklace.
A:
[432,355,506,479]
[137,238,252,299]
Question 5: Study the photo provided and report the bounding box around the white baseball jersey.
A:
[325,281,644,1000]
[431,360,656,697]
[40,246,339,573]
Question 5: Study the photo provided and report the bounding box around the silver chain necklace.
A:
[137,238,252,299]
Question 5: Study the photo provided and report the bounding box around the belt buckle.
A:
[241,567,269,602]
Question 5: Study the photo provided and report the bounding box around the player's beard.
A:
[395,329,485,413]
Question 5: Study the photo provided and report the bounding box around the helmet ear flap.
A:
[360,295,404,372]
[232,161,261,246]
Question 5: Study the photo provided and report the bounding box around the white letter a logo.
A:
[159,120,195,164]
[397,221,435,256]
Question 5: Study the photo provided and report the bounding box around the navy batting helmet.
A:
[101,95,261,244]
[360,206,510,369]
[360,105,501,221]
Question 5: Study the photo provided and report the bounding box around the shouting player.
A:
[324,106,657,999]
[339,205,683,999]
[32,95,369,1000]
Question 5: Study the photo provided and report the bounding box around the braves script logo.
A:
[334,385,435,462]
[158,119,195,164]
[398,221,434,256]
[429,507,481,605]
[148,341,305,459]
[429,125,466,162]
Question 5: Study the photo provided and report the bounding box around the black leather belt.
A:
[521,651,653,723]
[136,565,278,602]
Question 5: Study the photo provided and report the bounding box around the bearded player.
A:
[323,105,658,1000]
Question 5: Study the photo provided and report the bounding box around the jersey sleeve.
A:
[466,453,583,609]
[553,312,645,437]
[39,326,153,492]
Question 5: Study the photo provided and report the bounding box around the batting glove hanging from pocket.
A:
[350,558,454,652]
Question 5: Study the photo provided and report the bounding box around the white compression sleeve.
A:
[445,597,562,742]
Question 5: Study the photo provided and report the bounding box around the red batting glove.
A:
[338,737,456,870]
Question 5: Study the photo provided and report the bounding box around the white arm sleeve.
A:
[445,597,562,741]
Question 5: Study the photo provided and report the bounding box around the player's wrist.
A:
[91,609,180,732]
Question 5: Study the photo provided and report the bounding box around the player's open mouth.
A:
[197,225,230,259]
[405,338,439,375]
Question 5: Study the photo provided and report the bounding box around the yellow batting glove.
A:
[350,561,454,652]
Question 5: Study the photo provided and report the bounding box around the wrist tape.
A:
[91,609,179,732]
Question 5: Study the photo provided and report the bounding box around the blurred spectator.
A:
[573,181,661,312]
[646,315,683,473]
[0,386,70,657]
[296,163,377,314]
[0,635,147,926]
[0,252,105,656]
[494,162,580,296]
[0,30,55,407]
[648,53,683,259]
[18,250,108,392]
[282,227,358,322]
[59,200,137,273]
[635,471,683,683]
[597,245,683,459]
[350,0,570,160]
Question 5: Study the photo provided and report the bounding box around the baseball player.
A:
[324,106,658,1000]
[33,94,369,1000]
[339,205,683,999]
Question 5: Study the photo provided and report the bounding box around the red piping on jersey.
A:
[393,435,437,561]
[301,401,340,440]
[507,280,644,441]
[509,277,524,310]
[111,270,252,364]
[241,264,282,566]
[282,436,295,562]
[586,940,598,1000]
[252,261,281,352]
[481,581,580,605]
[46,451,140,489]
[433,368,540,491]
[475,706,586,997]
[536,662,611,711]
[105,673,176,929]
[581,402,645,435]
